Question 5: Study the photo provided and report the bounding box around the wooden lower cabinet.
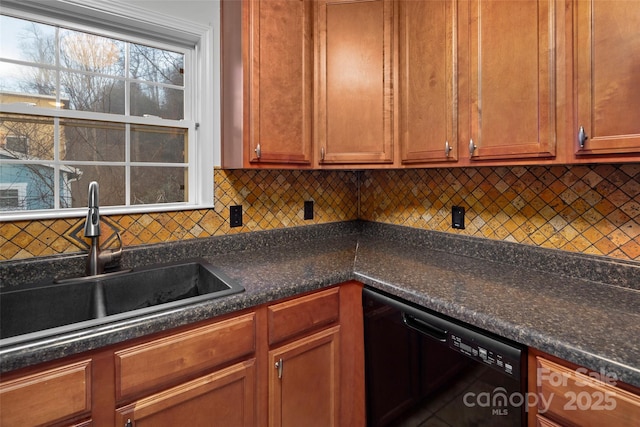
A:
[536,414,564,427]
[116,359,256,426]
[265,283,364,427]
[529,350,640,427]
[0,282,365,427]
[269,327,341,427]
[0,359,92,426]
[114,313,256,402]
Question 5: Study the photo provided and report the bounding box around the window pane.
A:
[0,64,59,101]
[0,165,56,210]
[60,71,125,114]
[1,114,54,160]
[130,43,184,86]
[60,119,125,161]
[131,82,184,120]
[131,166,186,204]
[0,15,56,65]
[59,29,124,75]
[131,125,186,163]
[67,165,125,208]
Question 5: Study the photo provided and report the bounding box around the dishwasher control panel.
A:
[449,332,521,378]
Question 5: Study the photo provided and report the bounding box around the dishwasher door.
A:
[363,288,526,427]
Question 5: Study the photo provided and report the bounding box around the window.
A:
[0,183,27,210]
[5,135,29,154]
[0,0,215,220]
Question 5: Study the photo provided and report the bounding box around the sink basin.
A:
[0,281,97,339]
[0,259,244,342]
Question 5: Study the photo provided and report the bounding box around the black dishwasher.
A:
[363,288,526,427]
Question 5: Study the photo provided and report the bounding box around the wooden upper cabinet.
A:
[316,0,394,166]
[464,0,557,161]
[222,0,313,168]
[574,0,640,158]
[399,0,458,164]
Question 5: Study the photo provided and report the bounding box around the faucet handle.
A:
[101,231,124,265]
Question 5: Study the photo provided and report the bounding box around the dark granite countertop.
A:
[1,221,639,389]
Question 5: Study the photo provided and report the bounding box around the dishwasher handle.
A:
[403,313,448,342]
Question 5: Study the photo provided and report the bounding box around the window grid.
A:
[0,10,199,219]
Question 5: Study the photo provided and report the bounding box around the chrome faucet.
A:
[84,181,123,275]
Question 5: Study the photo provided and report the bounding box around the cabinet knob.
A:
[255,143,261,159]
[469,139,477,159]
[578,126,588,149]
[445,141,452,158]
[275,358,283,379]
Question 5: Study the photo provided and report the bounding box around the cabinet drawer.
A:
[0,359,92,426]
[536,357,640,426]
[536,414,563,427]
[268,287,340,346]
[116,359,256,427]
[115,312,255,401]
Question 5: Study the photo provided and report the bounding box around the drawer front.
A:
[116,359,256,427]
[536,357,640,427]
[536,414,563,427]
[268,287,340,346]
[0,359,92,426]
[115,312,255,401]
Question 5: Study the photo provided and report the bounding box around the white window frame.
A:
[0,0,216,221]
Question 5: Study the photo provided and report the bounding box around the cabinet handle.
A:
[445,141,452,158]
[125,419,133,427]
[578,126,588,149]
[469,139,477,159]
[320,147,325,161]
[255,143,261,159]
[275,358,283,379]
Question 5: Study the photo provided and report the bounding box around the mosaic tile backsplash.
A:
[0,169,359,260]
[360,164,639,261]
[1,164,638,261]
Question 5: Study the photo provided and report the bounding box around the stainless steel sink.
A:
[0,259,244,342]
[0,281,97,339]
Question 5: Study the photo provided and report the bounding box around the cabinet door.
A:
[317,0,394,165]
[574,0,640,157]
[399,0,458,164]
[116,359,256,427]
[269,326,340,427]
[246,0,313,165]
[466,0,556,161]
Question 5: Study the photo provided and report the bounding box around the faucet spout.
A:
[84,181,100,238]
[83,181,123,276]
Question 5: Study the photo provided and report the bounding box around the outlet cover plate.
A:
[304,200,314,220]
[452,206,465,229]
[230,205,242,227]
